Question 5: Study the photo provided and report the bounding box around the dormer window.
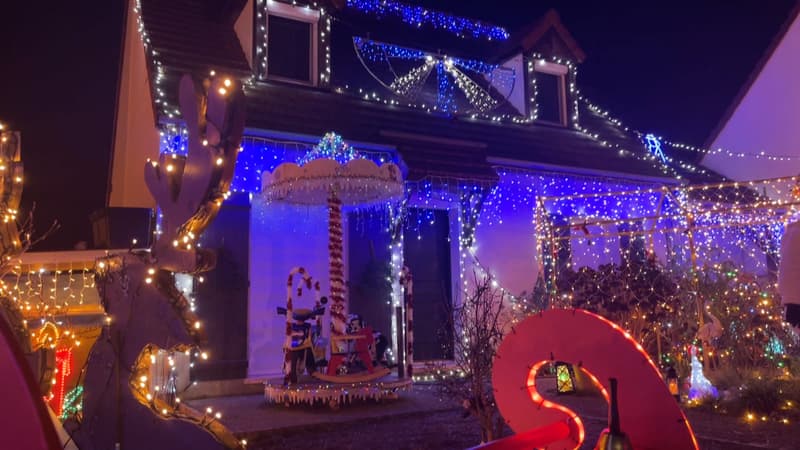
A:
[534,60,568,125]
[266,1,319,85]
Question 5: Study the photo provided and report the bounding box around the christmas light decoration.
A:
[298,132,361,165]
[345,0,509,41]
[60,385,83,421]
[687,346,717,400]
[256,0,331,85]
[644,133,667,163]
[354,37,513,113]
[48,347,73,416]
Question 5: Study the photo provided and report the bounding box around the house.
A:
[702,4,800,187]
[110,0,717,382]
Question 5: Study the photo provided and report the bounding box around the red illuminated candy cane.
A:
[484,309,698,450]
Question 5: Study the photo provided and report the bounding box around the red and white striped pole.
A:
[328,191,346,337]
[400,265,414,377]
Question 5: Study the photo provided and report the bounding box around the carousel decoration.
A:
[262,133,411,404]
[263,132,402,382]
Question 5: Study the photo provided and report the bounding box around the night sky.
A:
[0,0,795,250]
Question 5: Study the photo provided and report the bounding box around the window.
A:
[266,3,319,85]
[534,61,568,125]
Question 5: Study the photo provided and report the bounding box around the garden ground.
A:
[189,382,800,449]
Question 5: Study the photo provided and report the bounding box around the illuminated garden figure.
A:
[65,74,246,450]
[480,309,698,450]
[644,133,667,164]
[688,346,718,401]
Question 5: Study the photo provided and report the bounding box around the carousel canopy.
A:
[262,132,404,206]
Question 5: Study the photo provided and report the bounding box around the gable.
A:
[702,6,800,183]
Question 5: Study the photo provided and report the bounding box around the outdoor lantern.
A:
[555,362,576,394]
[666,366,680,402]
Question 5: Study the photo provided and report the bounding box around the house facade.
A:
[702,5,800,186]
[111,0,715,381]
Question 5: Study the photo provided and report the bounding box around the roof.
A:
[703,2,800,151]
[242,82,675,181]
[138,0,250,77]
[135,0,715,184]
[498,9,587,63]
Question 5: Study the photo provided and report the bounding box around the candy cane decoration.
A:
[284,267,321,350]
[489,309,698,449]
[400,265,414,376]
[328,192,346,336]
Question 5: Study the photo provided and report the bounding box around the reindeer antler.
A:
[145,75,245,273]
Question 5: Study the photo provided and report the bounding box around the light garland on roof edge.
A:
[345,0,510,41]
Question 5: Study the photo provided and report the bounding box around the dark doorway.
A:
[347,211,393,340]
[403,208,453,361]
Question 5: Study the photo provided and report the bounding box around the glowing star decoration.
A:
[688,346,717,401]
[644,133,667,163]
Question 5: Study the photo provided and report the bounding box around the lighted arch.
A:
[490,309,698,449]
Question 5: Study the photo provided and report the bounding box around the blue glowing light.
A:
[346,0,509,41]
[354,37,426,62]
[353,37,513,114]
[159,127,394,194]
[644,133,667,163]
[354,37,499,74]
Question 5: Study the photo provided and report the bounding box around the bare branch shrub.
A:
[432,270,508,443]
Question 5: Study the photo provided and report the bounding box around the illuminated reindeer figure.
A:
[65,74,246,450]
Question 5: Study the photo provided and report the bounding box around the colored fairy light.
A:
[297,132,361,165]
[346,0,509,41]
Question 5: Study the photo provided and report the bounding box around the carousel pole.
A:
[328,190,346,337]
[400,266,414,378]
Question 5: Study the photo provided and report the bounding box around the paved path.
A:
[190,382,799,449]
[187,384,451,434]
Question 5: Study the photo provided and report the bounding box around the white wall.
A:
[702,13,800,190]
[109,0,159,208]
[247,200,330,378]
[473,189,538,296]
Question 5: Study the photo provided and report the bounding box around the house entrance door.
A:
[403,208,453,361]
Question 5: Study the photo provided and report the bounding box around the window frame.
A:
[533,60,568,126]
[265,1,320,86]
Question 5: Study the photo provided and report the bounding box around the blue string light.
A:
[354,37,498,74]
[159,127,393,194]
[644,133,667,164]
[354,37,426,61]
[346,0,510,41]
[436,62,456,113]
